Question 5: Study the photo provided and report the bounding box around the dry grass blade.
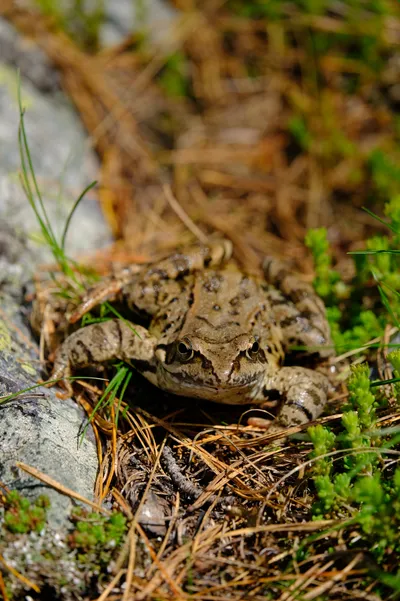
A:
[277,560,335,601]
[100,405,118,502]
[0,552,40,594]
[149,492,181,575]
[121,525,136,601]
[95,569,126,601]
[135,522,187,600]
[0,570,10,601]
[15,462,109,514]
[302,553,364,600]
[163,184,208,244]
[213,519,342,540]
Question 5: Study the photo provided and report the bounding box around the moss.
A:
[0,492,128,599]
[3,492,50,534]
[0,319,12,352]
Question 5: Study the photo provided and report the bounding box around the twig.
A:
[163,184,208,244]
[161,445,235,507]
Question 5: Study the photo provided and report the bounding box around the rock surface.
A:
[0,18,112,529]
[0,18,60,92]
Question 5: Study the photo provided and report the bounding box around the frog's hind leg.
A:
[255,366,330,430]
[121,239,233,315]
[141,239,233,282]
[50,319,157,397]
[70,240,232,323]
[274,366,329,426]
[263,257,333,358]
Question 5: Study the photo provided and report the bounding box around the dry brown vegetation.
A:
[3,0,400,599]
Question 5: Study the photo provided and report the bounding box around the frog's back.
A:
[150,267,274,344]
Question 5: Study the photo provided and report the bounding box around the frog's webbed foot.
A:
[262,366,330,428]
[263,257,333,359]
[49,319,157,398]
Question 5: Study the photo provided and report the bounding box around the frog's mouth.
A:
[159,367,259,404]
[175,383,257,405]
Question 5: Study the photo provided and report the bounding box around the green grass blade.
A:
[103,302,140,337]
[377,284,400,329]
[349,249,400,255]
[362,206,400,236]
[0,376,108,406]
[87,365,129,424]
[370,377,400,387]
[61,180,97,251]
[115,369,132,430]
[18,133,53,249]
[17,75,58,250]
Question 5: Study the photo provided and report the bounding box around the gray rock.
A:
[0,63,112,266]
[0,306,98,529]
[0,19,60,93]
[0,35,112,528]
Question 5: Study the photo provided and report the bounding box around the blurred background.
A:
[2,0,399,270]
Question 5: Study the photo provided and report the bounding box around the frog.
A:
[48,240,334,428]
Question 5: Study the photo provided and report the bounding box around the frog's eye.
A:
[176,339,194,362]
[246,340,260,360]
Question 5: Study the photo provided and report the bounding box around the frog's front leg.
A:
[260,366,330,428]
[50,319,157,397]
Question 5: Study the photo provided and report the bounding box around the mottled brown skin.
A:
[51,242,334,428]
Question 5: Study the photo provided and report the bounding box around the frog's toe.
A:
[247,416,275,429]
[247,417,288,444]
[41,373,73,399]
[48,358,74,398]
